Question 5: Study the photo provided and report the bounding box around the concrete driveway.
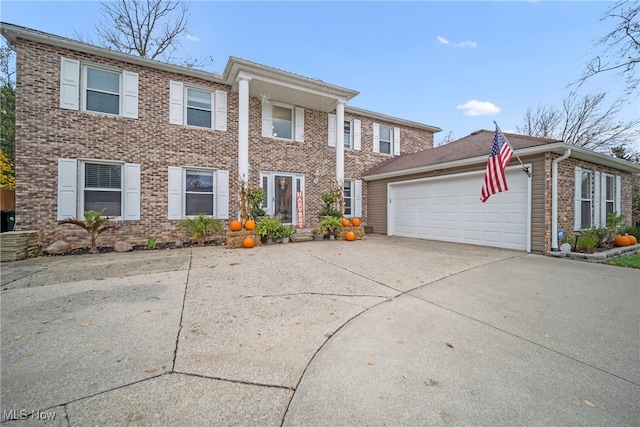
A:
[1,235,638,426]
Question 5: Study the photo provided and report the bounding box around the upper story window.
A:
[84,67,121,115]
[262,102,304,142]
[186,88,212,128]
[272,105,293,139]
[169,81,227,131]
[344,120,352,149]
[59,57,138,119]
[373,123,400,155]
[379,126,392,155]
[328,115,360,150]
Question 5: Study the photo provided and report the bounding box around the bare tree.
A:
[94,0,210,68]
[436,130,457,146]
[575,1,639,97]
[517,91,639,153]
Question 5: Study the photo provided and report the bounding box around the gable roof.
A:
[363,129,640,180]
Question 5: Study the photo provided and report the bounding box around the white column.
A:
[336,100,345,185]
[238,75,251,181]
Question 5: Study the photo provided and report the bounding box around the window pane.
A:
[272,105,292,139]
[84,190,121,216]
[344,121,352,148]
[606,176,614,200]
[186,170,213,192]
[87,68,119,93]
[380,141,391,154]
[606,201,614,218]
[187,88,211,109]
[85,164,121,189]
[343,180,352,216]
[87,91,120,115]
[380,127,392,142]
[186,193,213,216]
[581,200,591,229]
[580,172,591,199]
[187,108,212,128]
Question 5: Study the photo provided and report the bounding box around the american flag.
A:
[481,127,514,203]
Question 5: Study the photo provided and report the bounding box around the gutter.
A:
[551,149,572,252]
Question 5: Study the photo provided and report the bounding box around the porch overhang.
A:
[223,57,359,113]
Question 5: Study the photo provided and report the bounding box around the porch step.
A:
[291,228,314,243]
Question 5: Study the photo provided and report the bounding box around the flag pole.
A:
[493,121,530,177]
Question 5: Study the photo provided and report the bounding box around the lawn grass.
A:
[603,253,640,269]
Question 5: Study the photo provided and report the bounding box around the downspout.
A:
[551,149,571,252]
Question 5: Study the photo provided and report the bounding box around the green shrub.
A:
[177,213,222,246]
[58,209,118,254]
[575,230,600,253]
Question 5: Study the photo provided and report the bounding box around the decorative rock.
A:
[174,240,183,248]
[114,241,133,252]
[44,240,71,255]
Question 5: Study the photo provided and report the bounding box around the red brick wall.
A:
[13,38,436,248]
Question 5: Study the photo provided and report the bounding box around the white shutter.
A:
[594,171,601,227]
[122,71,139,119]
[354,179,362,218]
[214,90,227,131]
[574,167,582,230]
[353,119,361,150]
[59,57,80,110]
[57,158,78,220]
[167,166,183,219]
[169,81,184,125]
[328,114,337,147]
[123,163,141,220]
[216,170,230,219]
[373,123,380,153]
[393,127,401,155]
[615,175,621,215]
[295,107,305,142]
[262,102,272,137]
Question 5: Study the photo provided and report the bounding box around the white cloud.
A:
[456,100,501,116]
[438,35,477,48]
[454,40,477,48]
[186,34,199,42]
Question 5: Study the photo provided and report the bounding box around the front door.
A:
[261,172,304,225]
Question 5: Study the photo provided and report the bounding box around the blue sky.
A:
[1,1,637,147]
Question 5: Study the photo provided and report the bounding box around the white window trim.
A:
[169,80,227,131]
[574,167,592,230]
[57,158,140,221]
[167,167,229,220]
[600,173,621,225]
[373,123,399,155]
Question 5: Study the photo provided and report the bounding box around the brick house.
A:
[0,23,440,248]
[363,130,640,254]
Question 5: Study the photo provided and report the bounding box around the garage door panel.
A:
[390,170,529,251]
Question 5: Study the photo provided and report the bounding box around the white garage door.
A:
[388,168,530,251]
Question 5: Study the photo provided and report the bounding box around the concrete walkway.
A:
[1,235,638,426]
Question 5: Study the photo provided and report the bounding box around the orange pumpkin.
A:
[229,220,242,232]
[245,219,256,230]
[242,237,255,248]
[342,218,351,227]
[352,218,361,227]
[345,231,356,241]
[627,234,638,245]
[614,235,630,247]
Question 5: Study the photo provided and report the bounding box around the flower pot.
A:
[266,237,274,245]
[281,236,289,244]
[328,234,335,241]
[313,234,324,241]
